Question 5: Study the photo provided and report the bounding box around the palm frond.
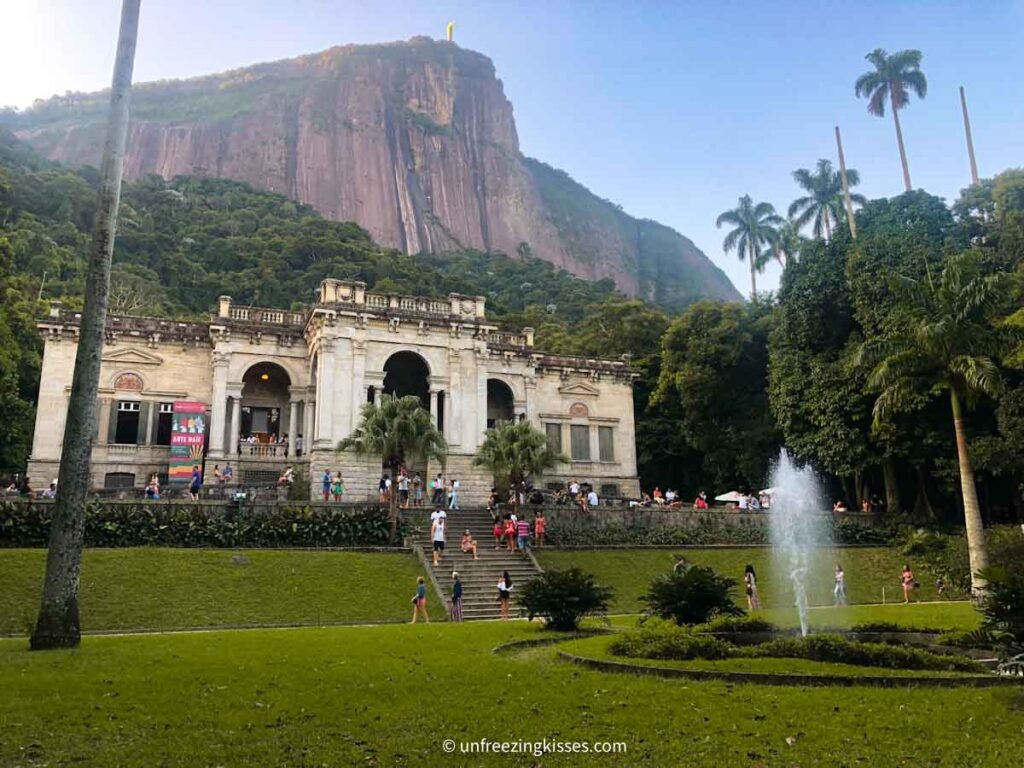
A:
[949,355,1003,399]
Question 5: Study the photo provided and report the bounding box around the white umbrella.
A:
[758,487,778,495]
[714,491,745,503]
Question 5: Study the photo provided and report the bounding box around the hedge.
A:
[0,501,405,548]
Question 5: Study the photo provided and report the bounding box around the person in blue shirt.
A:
[411,576,430,624]
[189,465,202,501]
[322,470,332,501]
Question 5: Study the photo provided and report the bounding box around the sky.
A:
[3,0,1023,296]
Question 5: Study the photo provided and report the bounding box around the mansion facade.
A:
[28,279,641,502]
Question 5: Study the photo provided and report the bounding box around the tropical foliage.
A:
[641,565,744,626]
[715,195,783,298]
[473,420,565,511]
[788,158,866,241]
[515,567,613,631]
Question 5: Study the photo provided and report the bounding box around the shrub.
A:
[516,567,613,631]
[698,615,775,634]
[641,565,744,626]
[832,520,890,546]
[978,566,1024,657]
[741,634,985,673]
[0,500,400,548]
[936,629,996,649]
[610,620,732,661]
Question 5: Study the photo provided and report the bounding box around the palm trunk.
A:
[891,91,912,192]
[31,0,141,651]
[882,458,901,516]
[388,465,399,543]
[950,389,988,593]
[748,240,757,299]
[823,212,832,242]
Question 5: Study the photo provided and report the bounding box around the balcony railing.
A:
[226,306,304,326]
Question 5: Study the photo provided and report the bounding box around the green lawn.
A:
[537,547,948,613]
[2,622,1022,766]
[0,548,443,634]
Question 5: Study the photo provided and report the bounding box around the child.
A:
[411,576,429,624]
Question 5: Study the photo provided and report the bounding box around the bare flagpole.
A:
[835,125,857,240]
[959,86,980,187]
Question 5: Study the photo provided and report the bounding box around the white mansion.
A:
[28,279,641,501]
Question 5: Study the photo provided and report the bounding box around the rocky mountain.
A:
[4,37,740,308]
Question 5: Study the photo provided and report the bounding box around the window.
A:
[155,403,174,446]
[601,484,620,499]
[570,425,590,461]
[545,423,562,453]
[114,401,140,444]
[598,426,615,461]
[104,472,136,489]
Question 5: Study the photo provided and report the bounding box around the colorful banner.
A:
[168,401,207,483]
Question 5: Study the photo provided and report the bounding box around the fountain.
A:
[767,450,831,636]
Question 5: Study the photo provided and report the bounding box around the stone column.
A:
[303,396,315,447]
[227,385,243,456]
[590,425,600,464]
[288,398,299,458]
[350,340,367,435]
[144,401,156,445]
[315,338,336,447]
[207,351,230,458]
[429,389,439,427]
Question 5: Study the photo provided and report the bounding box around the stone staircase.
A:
[411,507,543,621]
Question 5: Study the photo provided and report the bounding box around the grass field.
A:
[537,547,947,613]
[2,621,1023,766]
[0,548,443,634]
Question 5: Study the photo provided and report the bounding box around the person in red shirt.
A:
[693,490,708,510]
[533,513,546,548]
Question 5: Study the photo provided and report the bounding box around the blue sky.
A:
[3,0,1022,295]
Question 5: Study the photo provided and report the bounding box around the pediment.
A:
[558,381,600,397]
[102,347,164,366]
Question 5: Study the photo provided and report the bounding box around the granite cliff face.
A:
[9,38,740,307]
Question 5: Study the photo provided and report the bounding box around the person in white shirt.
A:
[738,494,749,510]
[587,489,598,508]
[448,478,460,510]
[431,513,447,566]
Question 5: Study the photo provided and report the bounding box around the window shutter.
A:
[108,403,120,444]
[137,401,151,445]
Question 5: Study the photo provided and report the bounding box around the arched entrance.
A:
[383,351,430,408]
[487,379,515,429]
[241,362,291,442]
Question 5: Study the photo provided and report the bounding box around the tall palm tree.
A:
[762,218,807,268]
[861,253,1017,593]
[31,0,141,651]
[474,420,566,516]
[338,394,447,542]
[716,195,783,299]
[855,48,928,192]
[788,159,867,241]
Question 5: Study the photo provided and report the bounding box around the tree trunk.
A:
[388,464,399,543]
[748,240,757,299]
[823,211,832,242]
[891,91,912,192]
[883,458,901,516]
[950,389,989,593]
[31,0,141,651]
[912,466,935,522]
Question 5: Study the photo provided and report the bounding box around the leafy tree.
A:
[788,159,866,241]
[715,195,783,299]
[854,48,928,192]
[655,300,780,491]
[641,565,744,626]
[473,420,566,514]
[860,253,1018,591]
[338,395,446,541]
[516,567,613,631]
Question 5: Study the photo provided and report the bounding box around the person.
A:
[213,464,224,485]
[497,571,513,620]
[295,433,303,458]
[652,487,664,506]
[901,564,917,604]
[411,576,429,624]
[277,466,294,485]
[861,498,871,514]
[748,494,760,511]
[834,564,847,606]
[398,472,410,508]
[738,493,749,511]
[693,491,708,510]
[503,515,516,553]
[568,479,580,502]
[586,487,598,509]
[492,516,503,549]
[332,473,345,502]
[322,470,332,502]
[222,463,234,484]
[378,475,389,503]
[744,564,760,610]
[431,509,447,566]
[448,478,460,510]
[412,472,424,507]
[144,476,160,500]
[189,466,202,501]
[19,476,35,499]
[640,492,653,507]
[451,572,463,622]
[460,530,479,560]
[935,576,946,599]
[534,512,546,548]
[432,473,444,506]
[516,515,531,554]
[674,555,690,575]
[833,499,848,513]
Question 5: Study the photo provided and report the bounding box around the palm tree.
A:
[716,195,783,299]
[31,0,141,651]
[473,420,566,516]
[762,218,807,269]
[788,159,867,241]
[855,48,928,192]
[338,394,447,542]
[861,253,1017,593]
